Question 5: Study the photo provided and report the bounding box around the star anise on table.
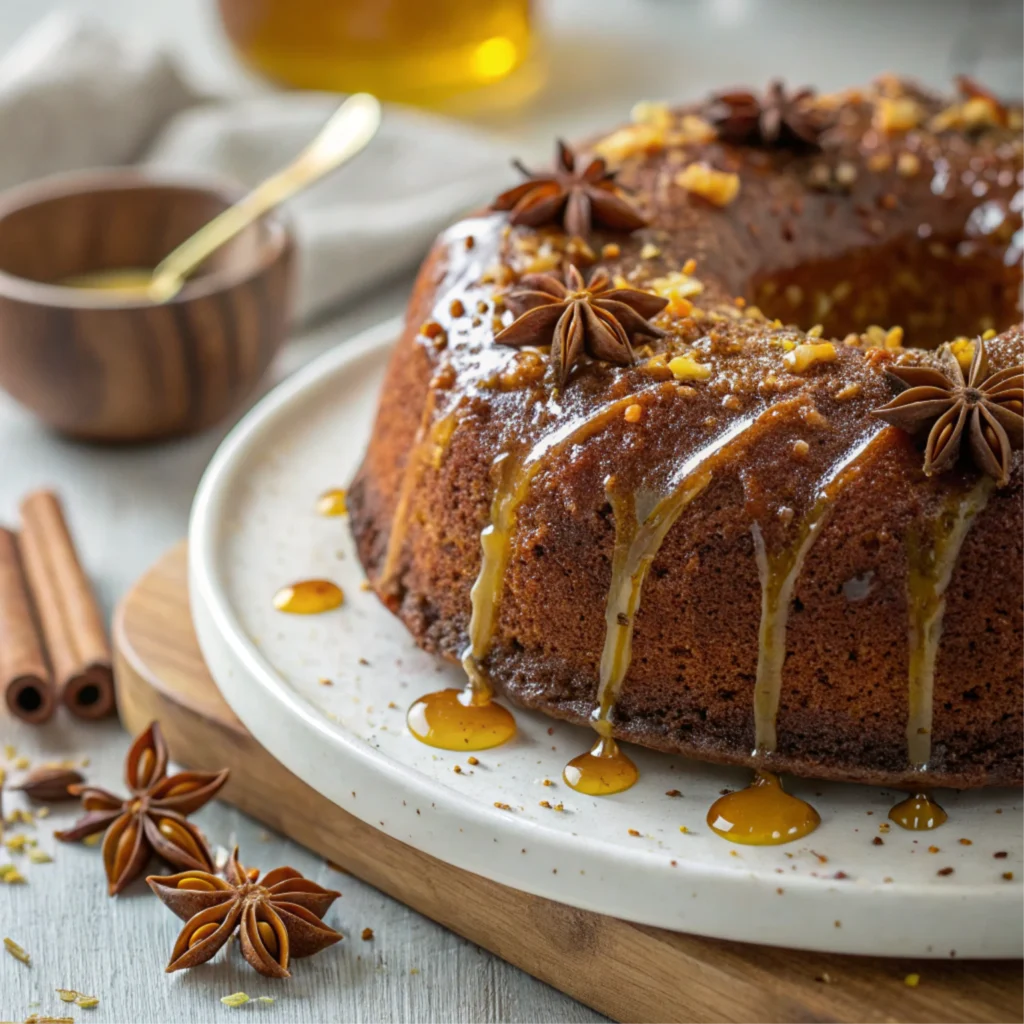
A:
[709,80,830,148]
[871,339,1024,485]
[495,263,668,386]
[55,722,228,895]
[148,847,342,978]
[491,139,648,240]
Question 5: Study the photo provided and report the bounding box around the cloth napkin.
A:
[0,12,510,323]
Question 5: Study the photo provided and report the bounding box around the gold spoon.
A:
[65,92,382,302]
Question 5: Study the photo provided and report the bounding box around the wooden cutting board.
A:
[112,543,1022,1024]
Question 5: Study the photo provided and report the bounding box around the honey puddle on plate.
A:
[273,579,344,614]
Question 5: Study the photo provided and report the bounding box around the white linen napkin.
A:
[0,12,509,323]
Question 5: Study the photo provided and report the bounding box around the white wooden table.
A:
[0,2,1019,1021]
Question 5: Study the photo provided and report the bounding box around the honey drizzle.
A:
[750,431,881,755]
[904,477,993,768]
[380,393,458,591]
[461,390,652,699]
[593,414,759,732]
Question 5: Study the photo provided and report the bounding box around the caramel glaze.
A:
[350,78,1023,790]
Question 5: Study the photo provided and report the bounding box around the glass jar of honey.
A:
[217,0,538,110]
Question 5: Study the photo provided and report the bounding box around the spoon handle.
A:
[148,93,382,302]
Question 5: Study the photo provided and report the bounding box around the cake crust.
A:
[350,78,1024,789]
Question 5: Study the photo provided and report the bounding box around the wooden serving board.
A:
[112,543,1022,1024]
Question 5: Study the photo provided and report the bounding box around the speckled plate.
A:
[189,317,1022,959]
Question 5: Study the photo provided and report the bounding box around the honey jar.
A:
[217,0,537,108]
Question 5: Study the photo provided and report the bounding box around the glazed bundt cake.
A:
[350,77,1024,789]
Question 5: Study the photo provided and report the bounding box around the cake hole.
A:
[750,233,1019,348]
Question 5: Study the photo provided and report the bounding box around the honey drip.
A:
[316,488,348,516]
[273,579,344,614]
[888,792,948,831]
[563,735,638,795]
[706,770,820,845]
[591,414,757,733]
[461,391,652,701]
[408,393,653,753]
[750,431,880,754]
[406,687,516,751]
[904,478,993,768]
[380,393,459,590]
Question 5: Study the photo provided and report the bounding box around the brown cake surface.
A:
[349,78,1024,789]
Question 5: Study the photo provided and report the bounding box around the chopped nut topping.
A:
[675,163,741,207]
[594,123,666,166]
[873,96,923,133]
[4,937,30,964]
[784,342,838,374]
[669,356,712,382]
[834,162,857,188]
[896,152,921,177]
[650,270,704,318]
[631,100,673,128]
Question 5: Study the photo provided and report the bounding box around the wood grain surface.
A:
[0,171,293,441]
[112,543,1024,1024]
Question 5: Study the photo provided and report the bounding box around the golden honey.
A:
[706,770,820,845]
[889,792,948,831]
[407,687,516,751]
[563,736,638,796]
[273,579,344,614]
[217,0,536,109]
[316,488,348,517]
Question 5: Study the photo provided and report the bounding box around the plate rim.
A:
[188,317,1022,959]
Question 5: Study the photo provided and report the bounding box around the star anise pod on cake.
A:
[495,263,668,386]
[55,722,228,895]
[491,140,648,240]
[871,339,1024,485]
[147,847,342,978]
[709,80,829,148]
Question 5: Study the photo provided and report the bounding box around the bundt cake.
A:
[349,76,1024,791]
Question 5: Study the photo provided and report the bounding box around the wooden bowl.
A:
[0,170,294,441]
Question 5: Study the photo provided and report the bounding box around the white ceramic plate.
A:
[190,318,1022,959]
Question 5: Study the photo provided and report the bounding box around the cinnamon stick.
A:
[18,490,114,719]
[0,527,55,724]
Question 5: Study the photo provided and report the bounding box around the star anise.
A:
[709,80,829,148]
[55,722,228,895]
[147,847,342,978]
[491,140,648,240]
[871,339,1024,485]
[495,263,668,386]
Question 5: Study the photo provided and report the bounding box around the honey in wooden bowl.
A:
[0,170,294,442]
